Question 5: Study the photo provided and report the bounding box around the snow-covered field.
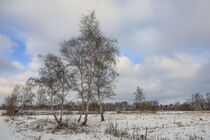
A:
[0,111,210,140]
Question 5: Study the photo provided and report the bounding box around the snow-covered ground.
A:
[0,113,16,140]
[1,111,210,140]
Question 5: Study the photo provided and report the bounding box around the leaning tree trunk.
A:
[51,95,54,115]
[78,99,84,122]
[78,109,82,122]
[203,101,207,111]
[82,113,88,126]
[59,97,64,127]
[81,41,93,126]
[51,94,62,128]
[78,69,85,122]
[98,95,105,121]
[59,79,65,126]
[99,103,105,121]
[82,94,90,126]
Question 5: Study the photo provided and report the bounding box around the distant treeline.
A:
[1,93,210,112]
[161,93,210,111]
[1,100,159,112]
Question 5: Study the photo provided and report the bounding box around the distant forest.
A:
[2,92,210,112]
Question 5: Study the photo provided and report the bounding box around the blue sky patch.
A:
[0,31,31,67]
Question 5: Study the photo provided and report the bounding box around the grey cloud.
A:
[188,62,210,93]
[151,0,210,52]
[115,55,209,104]
[1,0,210,56]
[117,0,210,56]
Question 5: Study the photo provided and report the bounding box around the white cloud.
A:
[0,34,15,50]
[0,70,37,104]
[116,55,204,104]
[143,54,201,79]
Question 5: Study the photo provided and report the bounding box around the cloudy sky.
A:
[0,0,210,104]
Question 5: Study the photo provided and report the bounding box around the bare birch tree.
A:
[61,11,119,125]
[61,11,99,125]
[4,84,22,115]
[80,11,119,125]
[79,11,101,125]
[133,86,145,111]
[206,93,210,109]
[19,81,35,110]
[60,37,87,122]
[93,35,119,121]
[31,54,71,128]
[36,86,47,109]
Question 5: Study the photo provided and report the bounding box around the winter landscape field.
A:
[1,1,210,140]
[1,110,210,140]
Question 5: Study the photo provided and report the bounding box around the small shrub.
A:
[62,117,89,134]
[116,111,121,114]
[105,121,119,136]
[131,126,147,140]
[188,134,203,140]
[4,118,9,122]
[105,121,131,139]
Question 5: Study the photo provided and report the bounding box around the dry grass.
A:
[105,121,147,140]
